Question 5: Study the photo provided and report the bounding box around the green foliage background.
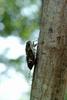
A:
[0,0,40,38]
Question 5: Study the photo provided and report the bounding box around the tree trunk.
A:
[30,0,67,100]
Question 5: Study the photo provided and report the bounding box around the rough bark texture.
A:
[30,0,67,100]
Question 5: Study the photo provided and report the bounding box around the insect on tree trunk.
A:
[30,0,67,100]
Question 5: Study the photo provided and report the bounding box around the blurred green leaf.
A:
[2,12,13,35]
[64,91,67,100]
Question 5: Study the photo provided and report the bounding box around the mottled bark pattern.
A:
[30,0,67,100]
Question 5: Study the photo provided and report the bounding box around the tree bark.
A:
[30,0,67,100]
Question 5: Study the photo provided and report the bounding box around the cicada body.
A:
[25,41,35,70]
